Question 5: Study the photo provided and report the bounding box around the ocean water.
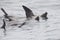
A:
[0,0,60,40]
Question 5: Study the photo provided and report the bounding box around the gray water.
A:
[0,0,60,40]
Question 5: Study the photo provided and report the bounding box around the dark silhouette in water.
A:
[35,16,39,21]
[18,5,40,28]
[1,19,6,35]
[1,19,6,31]
[41,12,48,20]
[22,5,34,18]
[19,22,26,28]
[1,8,12,21]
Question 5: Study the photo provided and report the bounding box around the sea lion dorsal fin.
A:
[1,8,8,16]
[41,12,48,20]
[22,5,34,18]
[35,16,39,21]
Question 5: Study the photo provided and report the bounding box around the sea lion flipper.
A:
[35,16,39,21]
[41,12,48,20]
[1,19,6,30]
[22,5,34,18]
[1,8,8,15]
[1,8,12,21]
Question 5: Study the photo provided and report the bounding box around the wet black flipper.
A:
[35,16,39,21]
[1,8,8,16]
[1,8,12,21]
[22,5,34,18]
[1,19,6,31]
[41,12,48,20]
